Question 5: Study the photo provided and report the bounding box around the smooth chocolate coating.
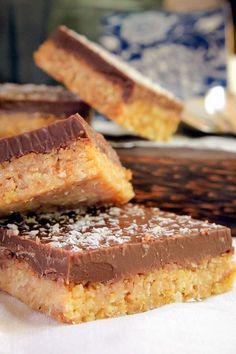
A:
[0,205,232,284]
[50,26,134,100]
[0,114,88,163]
[0,113,120,165]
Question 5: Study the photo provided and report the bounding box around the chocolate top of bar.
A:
[49,26,182,110]
[0,113,120,165]
[0,204,232,283]
[50,27,134,101]
[0,83,90,117]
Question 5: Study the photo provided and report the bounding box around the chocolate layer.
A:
[0,204,232,284]
[0,114,88,163]
[50,26,134,100]
[0,113,121,165]
[0,84,90,117]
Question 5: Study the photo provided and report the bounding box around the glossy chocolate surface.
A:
[0,114,88,163]
[0,204,232,284]
[0,113,120,165]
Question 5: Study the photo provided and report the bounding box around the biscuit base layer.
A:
[35,40,181,141]
[0,254,234,324]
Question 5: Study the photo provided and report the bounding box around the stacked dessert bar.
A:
[0,205,234,324]
[0,114,133,216]
[34,26,182,141]
[0,26,235,324]
[0,83,90,137]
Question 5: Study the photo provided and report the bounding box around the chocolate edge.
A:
[0,225,232,284]
[0,114,89,163]
[0,113,122,167]
[50,27,135,101]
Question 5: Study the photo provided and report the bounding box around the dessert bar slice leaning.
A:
[34,26,183,141]
[0,114,133,216]
[0,204,234,324]
[0,83,90,138]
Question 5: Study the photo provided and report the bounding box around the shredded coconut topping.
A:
[0,204,222,252]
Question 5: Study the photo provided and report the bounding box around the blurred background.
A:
[0,0,235,98]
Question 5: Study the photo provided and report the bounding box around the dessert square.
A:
[0,83,91,138]
[0,114,133,216]
[34,26,183,141]
[0,204,234,324]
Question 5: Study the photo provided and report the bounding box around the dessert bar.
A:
[34,26,183,141]
[0,83,90,138]
[0,204,234,324]
[0,114,133,216]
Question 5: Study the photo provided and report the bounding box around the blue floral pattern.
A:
[100,8,227,99]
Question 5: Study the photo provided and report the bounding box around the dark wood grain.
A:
[118,147,236,236]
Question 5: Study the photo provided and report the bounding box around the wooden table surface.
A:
[118,147,236,236]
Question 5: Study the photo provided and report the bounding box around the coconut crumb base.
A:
[0,254,235,324]
[0,140,133,216]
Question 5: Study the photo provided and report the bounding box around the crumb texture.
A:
[0,254,235,324]
[0,140,133,216]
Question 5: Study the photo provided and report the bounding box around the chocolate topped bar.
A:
[0,204,232,283]
[48,27,180,109]
[50,27,135,101]
[0,83,90,117]
[0,204,234,324]
[34,26,182,141]
[0,83,91,139]
[0,113,133,216]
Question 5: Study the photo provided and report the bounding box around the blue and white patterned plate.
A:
[100,7,228,100]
